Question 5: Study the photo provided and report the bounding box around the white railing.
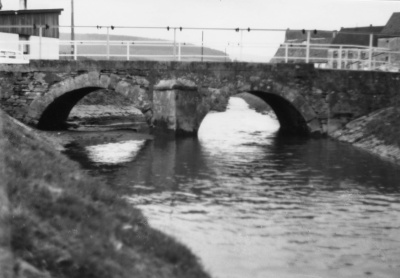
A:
[1,25,400,71]
[57,39,399,72]
[271,42,400,71]
[0,49,29,64]
[58,40,230,62]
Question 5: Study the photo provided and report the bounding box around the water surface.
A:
[65,98,400,278]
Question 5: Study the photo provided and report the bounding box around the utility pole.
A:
[201,31,204,62]
[19,0,27,9]
[71,0,75,57]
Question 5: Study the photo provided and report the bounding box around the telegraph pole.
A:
[201,31,204,62]
[71,0,75,56]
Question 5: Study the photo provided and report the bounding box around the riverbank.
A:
[0,109,210,278]
[67,105,149,133]
[331,106,400,164]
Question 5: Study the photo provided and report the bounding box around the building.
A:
[0,1,63,60]
[271,12,400,72]
[376,13,400,71]
[327,26,384,70]
[271,29,336,67]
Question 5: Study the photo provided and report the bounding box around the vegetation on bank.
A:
[1,109,210,278]
[364,107,400,147]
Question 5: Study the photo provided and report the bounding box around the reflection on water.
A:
[86,140,145,164]
[198,98,279,158]
[64,98,400,278]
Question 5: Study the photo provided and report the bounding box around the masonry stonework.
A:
[1,60,400,136]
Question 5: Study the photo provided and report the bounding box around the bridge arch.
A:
[151,78,323,136]
[239,89,321,135]
[27,71,149,130]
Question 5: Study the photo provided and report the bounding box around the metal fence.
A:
[58,40,230,62]
[0,25,399,71]
[272,43,400,71]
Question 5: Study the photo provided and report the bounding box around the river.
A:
[64,97,400,278]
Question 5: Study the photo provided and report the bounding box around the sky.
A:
[2,0,400,61]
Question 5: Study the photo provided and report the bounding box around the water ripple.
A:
[66,98,400,278]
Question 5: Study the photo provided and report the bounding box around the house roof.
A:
[381,12,400,37]
[0,9,64,15]
[331,26,384,47]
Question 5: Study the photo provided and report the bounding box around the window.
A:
[19,35,30,55]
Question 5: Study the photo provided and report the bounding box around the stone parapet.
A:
[1,61,400,136]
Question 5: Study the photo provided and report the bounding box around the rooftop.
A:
[381,12,400,37]
[0,9,63,15]
[331,26,384,47]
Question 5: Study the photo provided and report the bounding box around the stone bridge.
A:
[1,60,400,136]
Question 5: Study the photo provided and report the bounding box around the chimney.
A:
[19,0,27,10]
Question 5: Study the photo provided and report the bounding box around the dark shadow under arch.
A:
[245,91,310,136]
[37,87,103,130]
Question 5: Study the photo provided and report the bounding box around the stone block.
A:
[326,118,344,134]
[88,71,101,86]
[132,76,150,87]
[73,73,90,88]
[115,81,133,96]
[108,74,121,90]
[99,74,111,88]
[307,118,322,135]
[154,79,197,91]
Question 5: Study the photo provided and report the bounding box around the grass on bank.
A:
[1,109,210,278]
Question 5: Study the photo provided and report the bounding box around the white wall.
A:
[0,32,20,51]
[29,36,60,60]
[1,32,60,60]
[378,37,400,69]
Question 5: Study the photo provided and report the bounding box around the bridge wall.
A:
[1,60,400,135]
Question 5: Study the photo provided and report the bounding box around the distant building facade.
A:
[271,12,400,71]
[375,13,400,71]
[271,29,336,67]
[327,13,400,71]
[0,8,63,60]
[327,26,384,70]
